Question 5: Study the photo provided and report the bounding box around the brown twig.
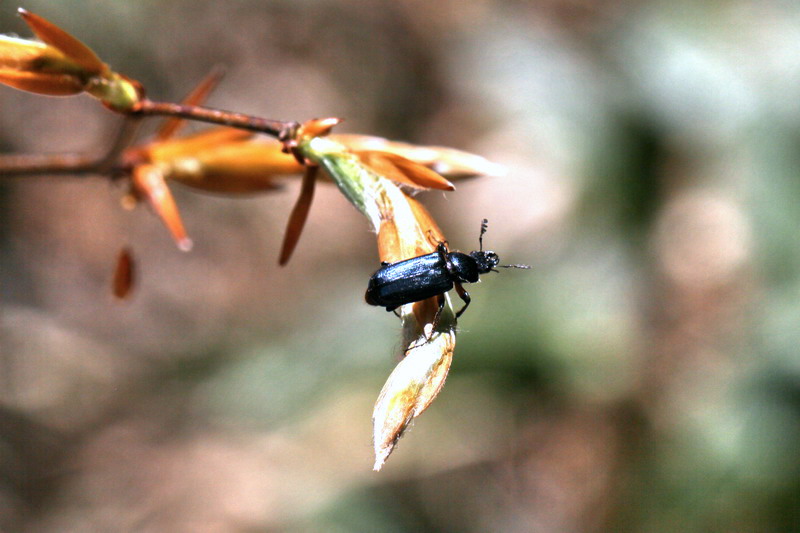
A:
[130,99,299,141]
[0,116,142,178]
[0,153,100,177]
[0,97,299,178]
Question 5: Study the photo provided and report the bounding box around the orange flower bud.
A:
[0,9,143,109]
[18,8,105,74]
[297,117,342,139]
[0,35,86,95]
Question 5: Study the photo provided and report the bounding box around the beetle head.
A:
[470,250,500,274]
[473,219,530,273]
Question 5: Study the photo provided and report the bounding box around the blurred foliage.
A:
[1,0,800,531]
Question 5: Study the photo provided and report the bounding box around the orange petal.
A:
[376,194,444,264]
[197,141,302,176]
[279,165,318,265]
[156,66,226,141]
[0,69,83,95]
[355,151,454,191]
[132,164,192,251]
[18,8,105,74]
[0,35,55,69]
[406,195,446,248]
[147,127,255,163]
[168,142,299,194]
[112,247,135,299]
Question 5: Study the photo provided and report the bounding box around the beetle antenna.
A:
[499,264,531,269]
[479,218,488,251]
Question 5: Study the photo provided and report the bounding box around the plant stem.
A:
[130,99,299,140]
[0,153,100,176]
[0,117,141,178]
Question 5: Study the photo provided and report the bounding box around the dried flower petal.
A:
[354,151,455,191]
[0,69,83,95]
[372,329,455,470]
[139,132,294,194]
[0,35,66,70]
[146,128,255,163]
[0,34,86,95]
[112,247,135,300]
[132,164,192,251]
[156,66,226,141]
[332,134,506,179]
[18,8,105,74]
[279,165,318,265]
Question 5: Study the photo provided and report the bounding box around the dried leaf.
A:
[132,164,192,251]
[112,247,135,299]
[156,66,226,141]
[372,329,455,470]
[279,165,318,265]
[332,134,506,179]
[354,151,455,191]
[376,195,444,264]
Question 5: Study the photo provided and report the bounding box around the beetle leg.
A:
[428,294,446,341]
[425,228,447,250]
[454,282,471,318]
[438,242,460,279]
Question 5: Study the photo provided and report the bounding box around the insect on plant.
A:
[365,219,530,322]
[0,8,519,469]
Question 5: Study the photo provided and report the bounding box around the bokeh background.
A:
[1,1,799,531]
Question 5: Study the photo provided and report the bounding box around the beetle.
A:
[365,219,529,320]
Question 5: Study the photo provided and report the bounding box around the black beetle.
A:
[365,219,529,319]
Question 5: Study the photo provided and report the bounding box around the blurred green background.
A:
[1,1,799,531]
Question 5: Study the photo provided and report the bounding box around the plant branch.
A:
[130,99,299,141]
[0,152,101,177]
[0,117,141,178]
